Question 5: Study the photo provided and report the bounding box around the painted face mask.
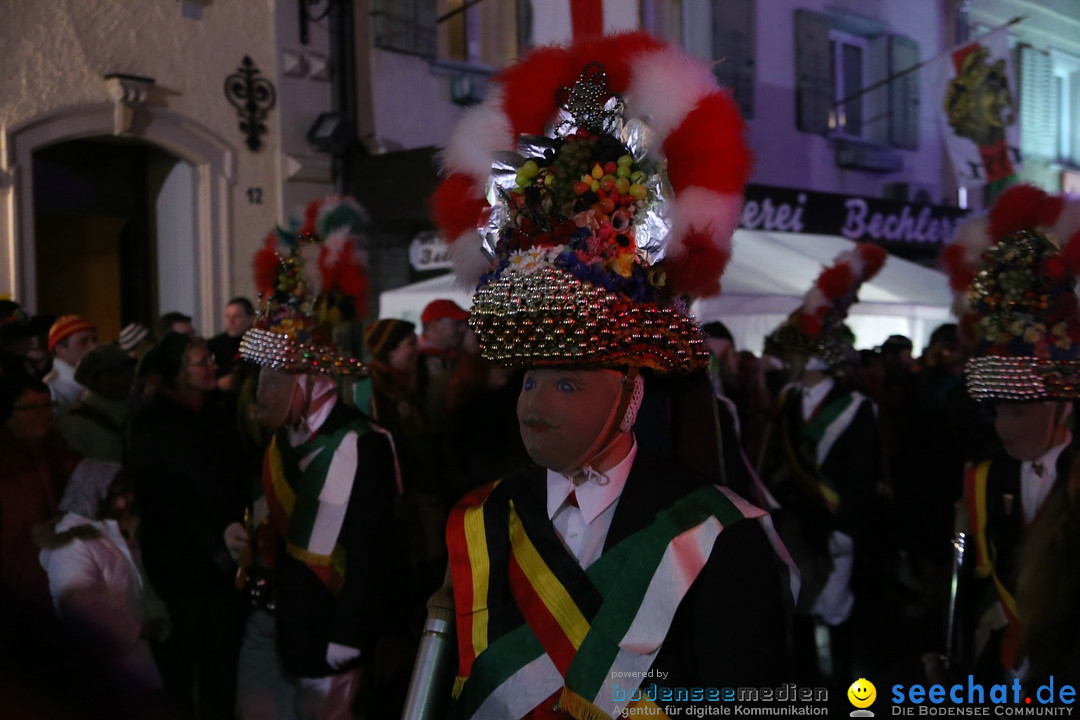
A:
[254,368,299,430]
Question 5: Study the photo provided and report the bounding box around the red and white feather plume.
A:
[430,31,752,298]
[252,195,371,317]
[943,184,1080,317]
[796,243,888,337]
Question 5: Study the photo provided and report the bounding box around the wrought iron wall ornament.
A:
[224,56,276,152]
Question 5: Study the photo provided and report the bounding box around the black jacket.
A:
[272,402,399,678]
[128,390,249,597]
[453,449,792,706]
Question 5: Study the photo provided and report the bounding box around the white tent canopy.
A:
[378,272,475,327]
[378,230,955,355]
[693,230,953,354]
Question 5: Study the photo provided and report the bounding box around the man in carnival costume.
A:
[760,244,887,682]
[941,184,1080,682]
[239,195,400,718]
[423,32,793,720]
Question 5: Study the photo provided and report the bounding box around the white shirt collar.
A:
[801,376,835,421]
[53,358,77,380]
[546,437,637,524]
[286,392,337,446]
[1021,432,1071,523]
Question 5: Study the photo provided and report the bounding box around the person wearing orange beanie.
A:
[43,314,98,414]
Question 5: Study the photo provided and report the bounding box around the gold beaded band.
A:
[965,355,1080,401]
[469,266,708,373]
[239,327,369,377]
[763,323,859,370]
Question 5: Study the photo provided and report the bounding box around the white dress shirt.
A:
[801,376,835,421]
[1021,435,1069,526]
[546,439,637,569]
[43,358,85,409]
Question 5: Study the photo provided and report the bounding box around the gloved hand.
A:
[326,641,361,670]
[223,522,250,562]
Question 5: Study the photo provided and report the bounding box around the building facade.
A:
[2,0,1078,341]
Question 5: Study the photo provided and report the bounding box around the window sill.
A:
[428,58,498,78]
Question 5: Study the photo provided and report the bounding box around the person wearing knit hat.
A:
[406,33,792,720]
[42,314,98,413]
[758,243,887,684]
[240,194,399,719]
[364,317,447,646]
[365,317,454,596]
[365,318,417,365]
[118,322,153,360]
[942,184,1080,681]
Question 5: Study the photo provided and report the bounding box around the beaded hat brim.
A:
[944,186,1080,402]
[965,355,1080,401]
[240,327,369,377]
[470,266,708,372]
[763,323,858,369]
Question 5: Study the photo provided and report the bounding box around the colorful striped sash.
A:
[263,419,368,596]
[447,479,762,720]
[964,460,1022,670]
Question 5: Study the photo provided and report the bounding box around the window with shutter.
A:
[710,0,756,118]
[889,35,920,150]
[371,0,523,68]
[436,0,521,67]
[1018,44,1058,160]
[372,0,437,58]
[672,0,757,118]
[795,9,833,135]
[795,9,920,150]
[1050,49,1080,166]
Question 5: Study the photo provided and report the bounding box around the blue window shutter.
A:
[711,0,756,118]
[795,8,832,135]
[372,0,437,58]
[1019,44,1058,160]
[889,34,920,150]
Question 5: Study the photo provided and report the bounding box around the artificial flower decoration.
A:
[430,32,752,373]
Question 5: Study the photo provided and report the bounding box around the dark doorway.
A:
[33,138,184,342]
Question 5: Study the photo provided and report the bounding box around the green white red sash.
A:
[780,389,863,512]
[263,420,367,596]
[447,480,764,720]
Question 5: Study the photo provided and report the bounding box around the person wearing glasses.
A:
[0,373,82,610]
[0,372,83,714]
[127,332,253,718]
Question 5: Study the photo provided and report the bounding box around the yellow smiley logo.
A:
[847,678,876,709]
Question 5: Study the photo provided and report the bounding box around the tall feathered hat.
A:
[763,243,888,368]
[430,31,752,373]
[942,184,1080,401]
[240,194,371,376]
